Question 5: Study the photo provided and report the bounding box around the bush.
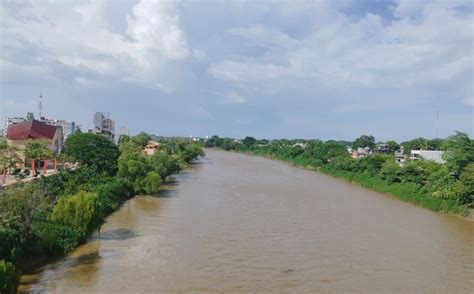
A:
[31,222,80,255]
[142,172,163,194]
[50,191,103,239]
[95,177,134,213]
[380,161,401,183]
[0,260,19,294]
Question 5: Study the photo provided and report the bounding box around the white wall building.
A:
[410,150,445,164]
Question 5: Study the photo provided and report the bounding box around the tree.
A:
[0,140,21,176]
[50,191,103,238]
[442,132,474,177]
[150,150,182,179]
[141,172,162,194]
[132,132,151,147]
[118,134,130,146]
[26,112,35,121]
[0,182,53,245]
[65,133,119,175]
[205,135,222,148]
[180,144,205,163]
[242,136,257,148]
[455,163,474,205]
[380,161,401,183]
[385,140,400,153]
[353,135,375,150]
[25,140,53,175]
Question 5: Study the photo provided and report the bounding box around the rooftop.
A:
[7,120,58,140]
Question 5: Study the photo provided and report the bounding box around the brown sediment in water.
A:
[20,149,474,293]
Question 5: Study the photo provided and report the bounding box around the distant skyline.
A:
[1,0,473,141]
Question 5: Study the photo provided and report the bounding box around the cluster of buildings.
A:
[347,145,444,164]
[3,115,76,154]
[1,104,132,180]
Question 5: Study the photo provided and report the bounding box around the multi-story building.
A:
[93,112,115,141]
[119,126,130,137]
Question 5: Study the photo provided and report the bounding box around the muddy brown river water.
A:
[20,149,474,293]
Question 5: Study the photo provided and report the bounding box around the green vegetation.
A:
[0,133,204,293]
[206,132,473,216]
[65,132,120,175]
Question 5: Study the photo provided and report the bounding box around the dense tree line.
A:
[0,132,204,293]
[206,132,473,215]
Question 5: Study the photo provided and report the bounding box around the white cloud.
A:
[0,0,190,91]
[208,1,473,106]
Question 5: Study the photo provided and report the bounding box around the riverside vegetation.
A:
[0,132,204,293]
[205,132,473,216]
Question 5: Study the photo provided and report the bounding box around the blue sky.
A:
[1,0,473,141]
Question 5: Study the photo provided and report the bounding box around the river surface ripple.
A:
[20,149,474,293]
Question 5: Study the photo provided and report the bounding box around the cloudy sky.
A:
[1,0,473,141]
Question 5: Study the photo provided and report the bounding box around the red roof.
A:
[7,120,58,140]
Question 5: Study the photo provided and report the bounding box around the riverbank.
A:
[0,134,205,294]
[19,149,474,293]
[220,148,471,219]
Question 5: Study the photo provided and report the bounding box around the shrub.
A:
[31,222,80,255]
[142,172,163,194]
[0,260,19,294]
[50,191,103,239]
[379,161,401,183]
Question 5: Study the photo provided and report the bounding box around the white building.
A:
[410,150,445,164]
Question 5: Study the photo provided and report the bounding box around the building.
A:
[410,150,445,164]
[119,126,130,137]
[394,151,405,163]
[55,120,76,140]
[6,120,62,154]
[375,144,391,154]
[143,140,160,156]
[93,112,115,141]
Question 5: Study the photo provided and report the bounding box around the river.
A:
[20,149,474,293]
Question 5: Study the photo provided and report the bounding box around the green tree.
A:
[141,172,162,194]
[25,140,53,175]
[353,135,375,150]
[400,161,426,185]
[242,136,257,148]
[26,112,35,121]
[118,134,130,146]
[0,140,21,176]
[132,132,151,147]
[454,163,474,205]
[180,144,205,163]
[422,167,457,199]
[65,133,119,175]
[385,140,400,153]
[0,182,54,249]
[442,132,474,177]
[50,191,103,238]
[150,151,182,179]
[380,161,401,183]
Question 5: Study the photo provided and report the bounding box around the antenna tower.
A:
[39,93,43,118]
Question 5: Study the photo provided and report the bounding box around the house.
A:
[6,120,62,155]
[410,150,445,164]
[144,140,160,156]
[394,151,405,163]
[375,144,391,154]
[352,147,371,159]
